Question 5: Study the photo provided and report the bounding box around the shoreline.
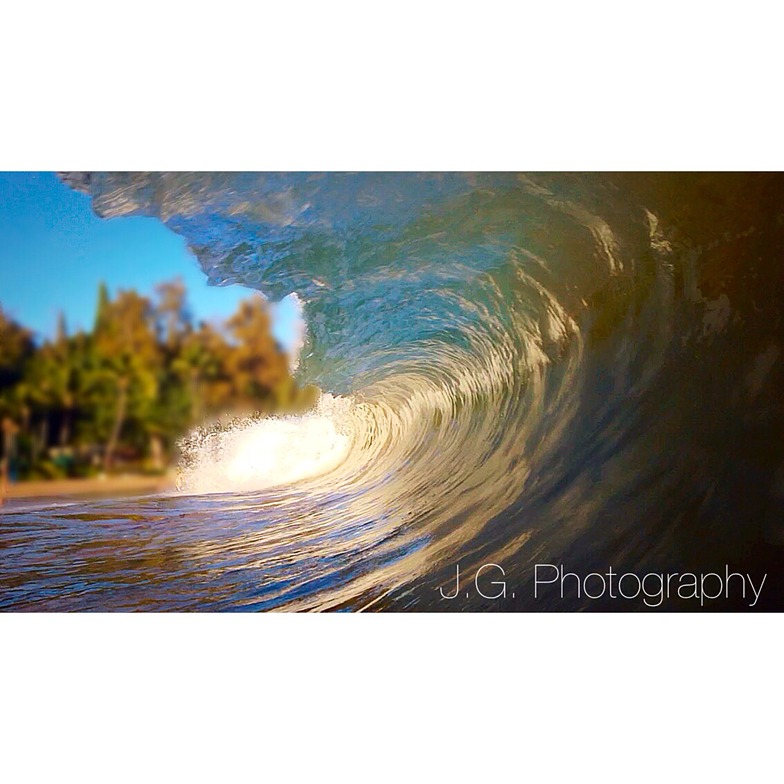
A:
[1,474,176,504]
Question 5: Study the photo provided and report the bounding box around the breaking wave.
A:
[8,172,781,611]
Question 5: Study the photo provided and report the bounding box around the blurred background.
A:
[0,173,313,494]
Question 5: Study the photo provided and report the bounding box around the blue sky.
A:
[0,172,253,340]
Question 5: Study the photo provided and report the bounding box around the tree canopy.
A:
[0,280,317,479]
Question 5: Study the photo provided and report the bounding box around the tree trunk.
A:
[32,415,47,465]
[104,377,128,473]
[0,421,16,503]
[31,421,39,465]
[149,433,164,471]
[60,406,71,447]
[39,417,48,457]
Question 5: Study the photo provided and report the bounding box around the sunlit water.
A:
[2,173,783,611]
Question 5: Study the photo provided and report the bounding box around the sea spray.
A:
[177,394,354,494]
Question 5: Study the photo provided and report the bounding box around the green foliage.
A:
[0,308,35,417]
[0,280,313,478]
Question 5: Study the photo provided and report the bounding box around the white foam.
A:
[177,395,353,495]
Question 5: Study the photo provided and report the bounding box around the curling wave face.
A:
[3,173,782,611]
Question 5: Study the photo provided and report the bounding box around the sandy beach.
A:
[1,473,175,504]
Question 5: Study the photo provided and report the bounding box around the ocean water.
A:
[2,172,783,611]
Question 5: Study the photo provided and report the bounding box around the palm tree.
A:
[93,288,161,472]
[171,322,231,423]
[23,318,86,448]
